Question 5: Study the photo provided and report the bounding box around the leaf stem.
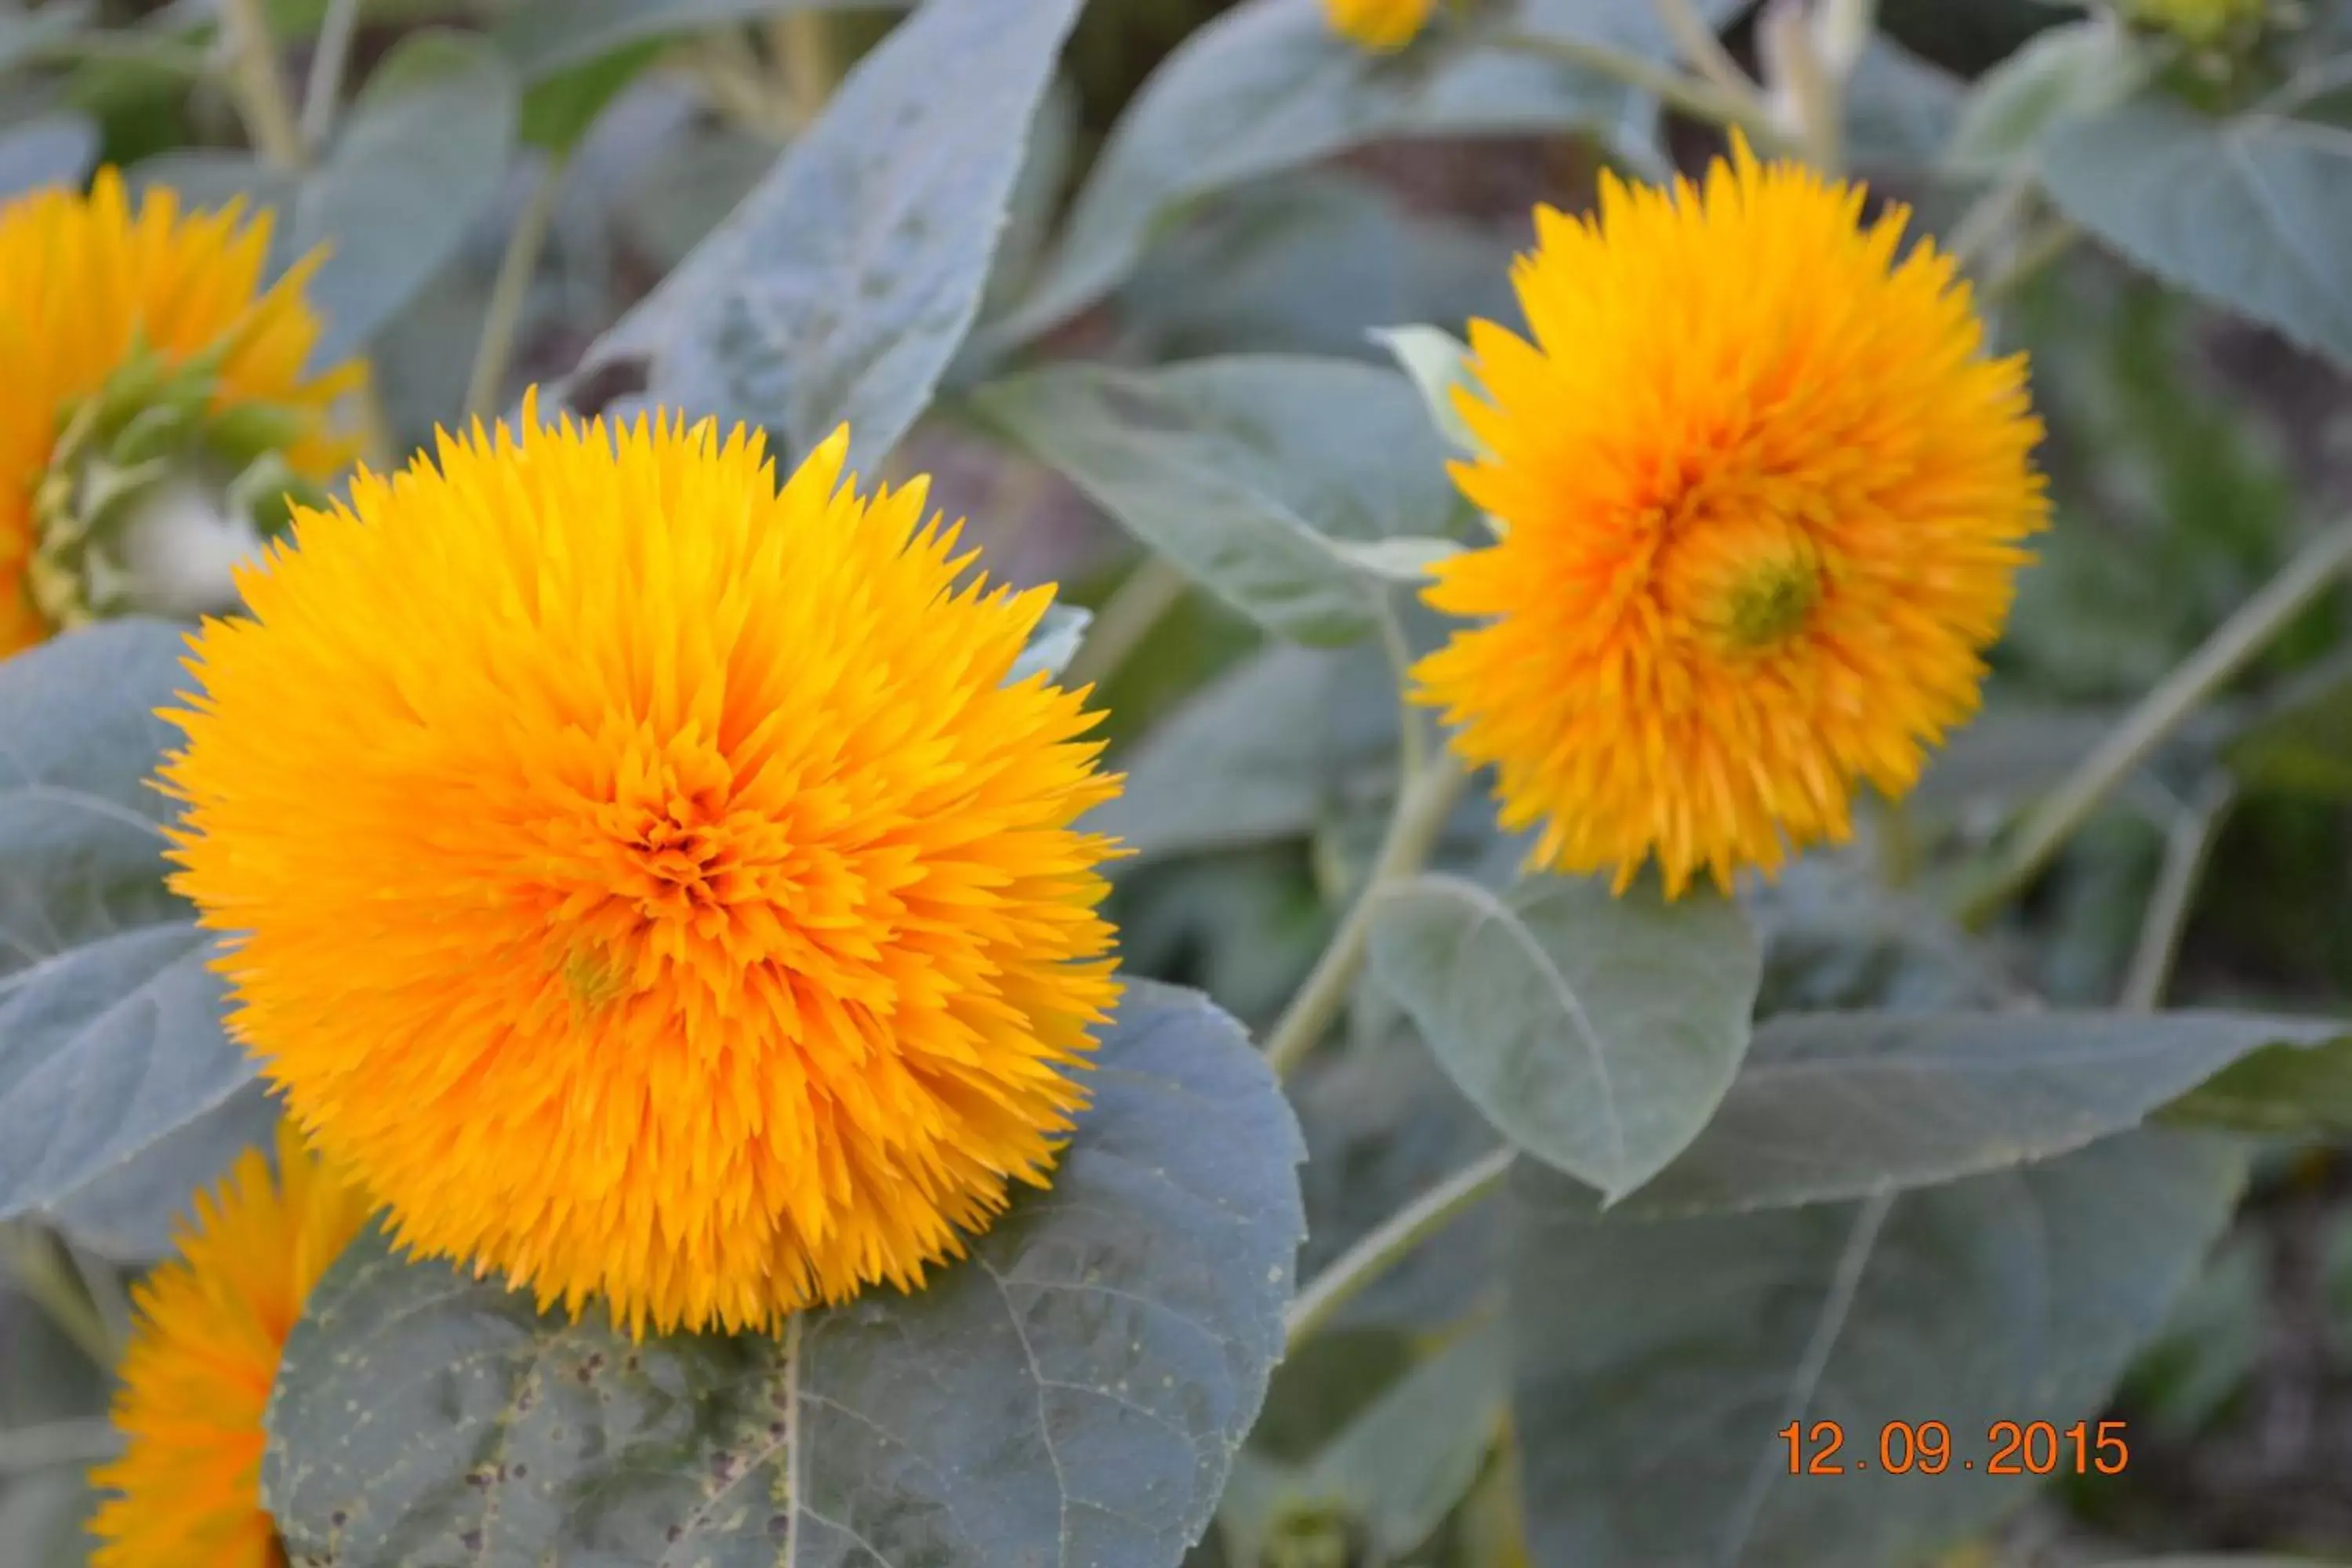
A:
[298,0,366,156]
[1063,556,1189,694]
[0,1418,120,1474]
[1654,0,1759,103]
[1955,518,2352,930]
[465,154,569,423]
[2,1224,115,1368]
[217,0,306,169]
[1284,1145,1515,1349]
[2120,776,2236,1012]
[1263,746,1470,1079]
[1490,31,1794,154]
[774,9,837,132]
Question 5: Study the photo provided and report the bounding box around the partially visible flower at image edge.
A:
[1415,132,2049,898]
[1323,0,1436,52]
[161,396,1124,1336]
[0,169,361,655]
[2125,0,2267,47]
[87,1120,372,1568]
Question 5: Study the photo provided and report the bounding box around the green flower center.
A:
[27,337,321,633]
[1719,556,1821,651]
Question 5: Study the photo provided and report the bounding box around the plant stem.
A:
[299,0,366,156]
[2120,777,2235,1012]
[1653,0,1758,103]
[2,1225,114,1368]
[1981,218,2080,303]
[775,9,837,131]
[1063,557,1188,694]
[1285,1146,1515,1349]
[0,1418,120,1474]
[1262,748,1470,1079]
[218,0,305,169]
[1493,31,1795,154]
[465,155,569,423]
[1955,518,2352,930]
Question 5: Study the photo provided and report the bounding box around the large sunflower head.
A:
[161,397,1124,1335]
[87,1120,372,1568]
[1323,0,1437,52]
[1414,134,2047,898]
[0,169,361,656]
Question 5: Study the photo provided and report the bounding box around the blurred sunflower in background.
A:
[86,1121,370,1568]
[0,169,361,656]
[162,398,1125,1336]
[1323,0,1437,52]
[1415,133,2048,898]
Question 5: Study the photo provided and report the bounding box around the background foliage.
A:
[3,0,2352,1563]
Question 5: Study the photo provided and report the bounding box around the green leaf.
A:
[1944,16,2143,176]
[2040,96,2352,369]
[570,0,1083,477]
[0,114,94,201]
[1512,1127,2249,1567]
[0,1,88,76]
[2226,653,2352,799]
[1298,1317,1505,1558]
[1842,38,1966,173]
[1009,601,1089,684]
[1590,1009,2349,1218]
[495,0,896,84]
[296,31,519,361]
[1366,872,1762,1202]
[0,622,259,1236]
[263,980,1306,1568]
[971,357,1457,645]
[1748,861,2016,1017]
[516,38,663,153]
[2162,1033,2352,1137]
[126,148,292,221]
[980,0,1695,351]
[1369,325,1486,457]
[43,1080,280,1261]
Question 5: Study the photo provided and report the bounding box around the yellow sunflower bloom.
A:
[87,1120,371,1568]
[1414,135,2047,898]
[0,169,361,655]
[162,397,1124,1335]
[1324,0,1436,52]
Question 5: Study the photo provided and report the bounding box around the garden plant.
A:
[2,0,2351,1563]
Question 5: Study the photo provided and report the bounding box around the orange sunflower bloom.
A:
[0,169,361,655]
[161,398,1124,1335]
[1414,135,2048,897]
[87,1121,371,1568]
[1323,0,1436,51]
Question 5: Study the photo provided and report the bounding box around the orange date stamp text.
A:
[1781,1419,2129,1476]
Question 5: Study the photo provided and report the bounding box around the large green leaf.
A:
[2040,95,2352,369]
[1592,1010,2349,1218]
[979,0,1733,350]
[1093,643,1398,866]
[971,357,1459,645]
[1221,1319,1504,1564]
[569,0,1082,476]
[1367,873,1760,1202]
[263,981,1306,1568]
[0,622,257,1236]
[496,0,898,83]
[296,31,519,361]
[1943,16,2143,176]
[1512,1128,2248,1567]
[45,1080,281,1260]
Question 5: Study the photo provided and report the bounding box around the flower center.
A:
[28,337,322,633]
[1719,556,1821,650]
